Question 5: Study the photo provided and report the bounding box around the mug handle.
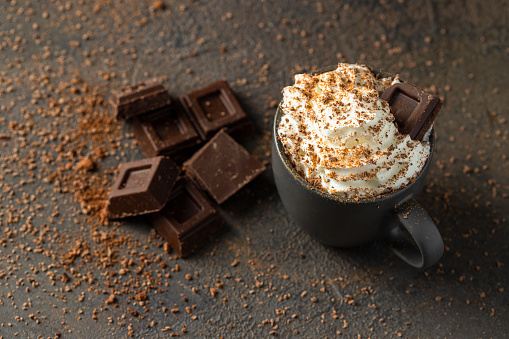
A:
[384,199,444,268]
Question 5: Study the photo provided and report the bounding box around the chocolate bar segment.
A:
[107,156,179,219]
[381,82,443,141]
[148,178,223,257]
[132,100,201,157]
[110,79,171,120]
[183,129,265,204]
[181,80,253,141]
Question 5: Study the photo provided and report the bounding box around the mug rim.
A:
[273,64,435,205]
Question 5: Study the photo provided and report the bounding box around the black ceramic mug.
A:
[272,66,444,268]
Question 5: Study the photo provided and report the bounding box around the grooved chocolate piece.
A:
[107,156,179,219]
[132,100,201,157]
[381,82,443,141]
[148,178,223,257]
[183,129,266,204]
[110,79,171,120]
[181,80,254,141]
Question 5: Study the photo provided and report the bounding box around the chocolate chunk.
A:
[183,129,265,204]
[381,82,443,141]
[148,178,223,257]
[132,100,201,157]
[110,79,171,120]
[181,80,253,141]
[107,156,179,219]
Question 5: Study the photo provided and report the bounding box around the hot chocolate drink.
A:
[277,63,431,199]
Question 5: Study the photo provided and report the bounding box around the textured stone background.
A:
[0,0,507,337]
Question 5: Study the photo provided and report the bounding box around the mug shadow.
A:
[218,171,276,218]
[418,172,508,266]
[319,175,509,287]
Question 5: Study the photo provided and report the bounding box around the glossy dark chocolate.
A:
[132,100,201,157]
[110,79,171,120]
[107,156,179,219]
[148,178,223,257]
[181,80,253,141]
[183,129,265,204]
[381,82,443,141]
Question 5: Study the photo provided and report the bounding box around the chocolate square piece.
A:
[110,79,171,120]
[381,82,443,141]
[148,178,223,257]
[181,80,253,141]
[132,100,201,157]
[107,156,179,219]
[183,129,266,204]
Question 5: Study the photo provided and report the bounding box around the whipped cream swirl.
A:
[278,63,431,199]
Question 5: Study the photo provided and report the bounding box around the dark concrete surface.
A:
[0,0,508,338]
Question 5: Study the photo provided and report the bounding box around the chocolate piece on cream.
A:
[381,82,443,141]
